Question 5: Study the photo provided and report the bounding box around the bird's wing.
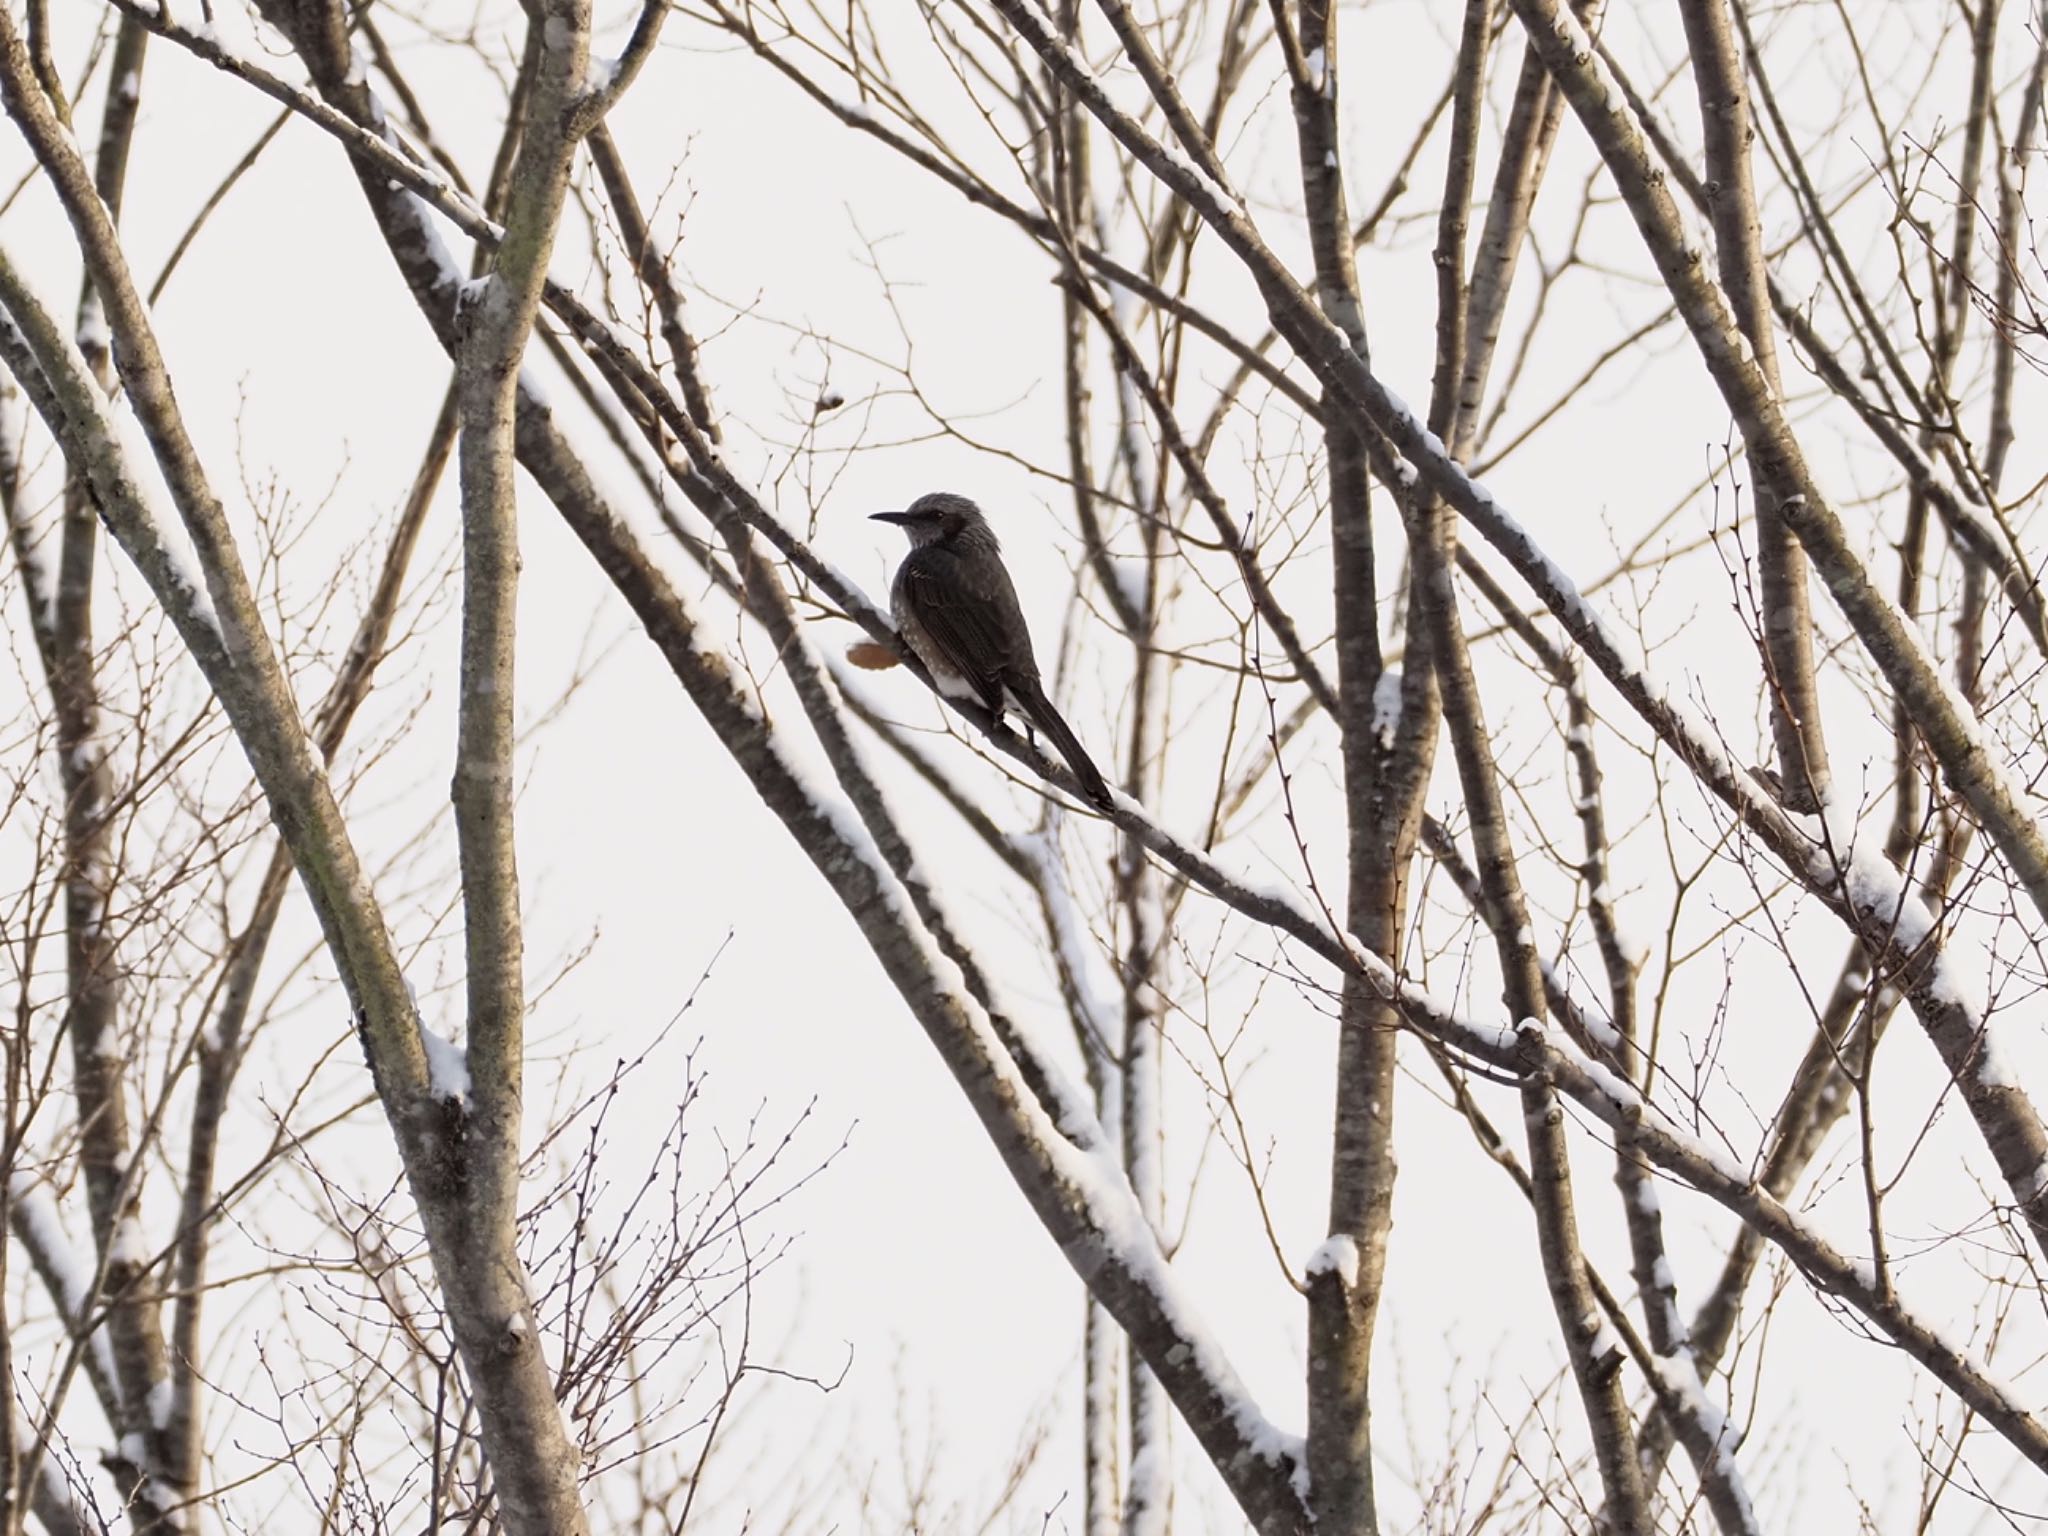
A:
[898,549,1029,712]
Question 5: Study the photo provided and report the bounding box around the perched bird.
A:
[871,492,1114,809]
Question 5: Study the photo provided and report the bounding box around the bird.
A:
[871,492,1114,809]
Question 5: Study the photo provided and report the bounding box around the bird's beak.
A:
[869,510,912,524]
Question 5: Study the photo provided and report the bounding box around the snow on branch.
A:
[9,1174,122,1410]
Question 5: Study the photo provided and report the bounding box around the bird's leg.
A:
[985,699,1026,745]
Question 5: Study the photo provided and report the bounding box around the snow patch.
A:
[108,1213,148,1267]
[75,296,109,354]
[1306,1234,1360,1288]
[1371,666,1402,745]
[1644,1352,1761,1535]
[1627,1175,1661,1217]
[418,1023,471,1103]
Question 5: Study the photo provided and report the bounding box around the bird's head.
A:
[871,491,996,550]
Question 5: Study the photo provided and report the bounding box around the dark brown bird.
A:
[872,492,1113,809]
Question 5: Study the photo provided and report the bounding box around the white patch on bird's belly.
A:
[931,667,983,703]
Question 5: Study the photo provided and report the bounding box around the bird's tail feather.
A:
[1014,681,1113,808]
